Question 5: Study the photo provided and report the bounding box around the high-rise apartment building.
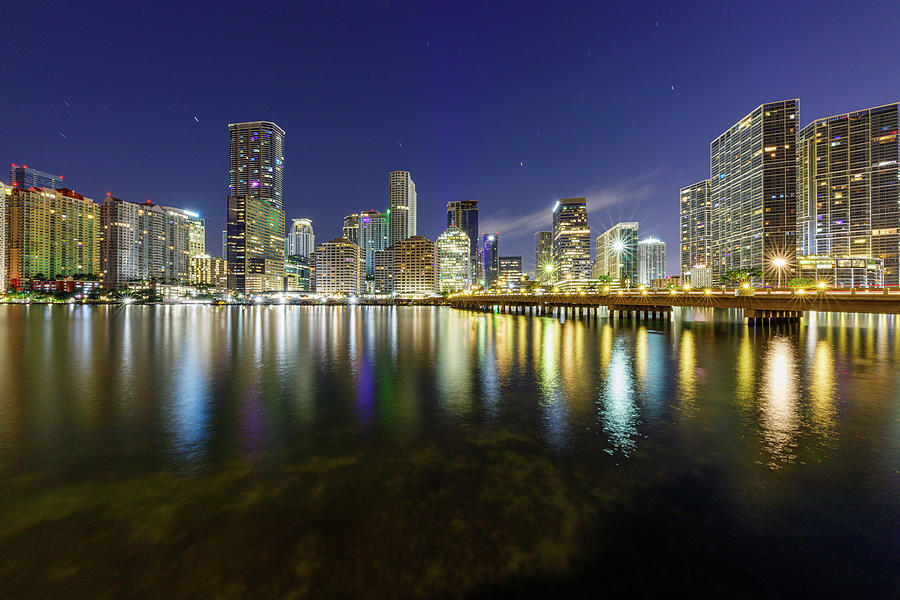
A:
[498,256,523,288]
[0,183,8,291]
[226,121,286,293]
[388,171,416,245]
[709,100,798,283]
[679,180,711,276]
[359,209,389,277]
[477,233,499,287]
[637,237,667,285]
[287,218,315,258]
[312,238,363,295]
[797,103,899,284]
[533,230,552,281]
[99,196,194,288]
[594,222,639,286]
[446,200,478,280]
[10,164,64,190]
[6,187,99,286]
[342,213,360,246]
[436,225,470,293]
[190,255,228,289]
[165,207,206,257]
[552,198,591,280]
[387,235,438,297]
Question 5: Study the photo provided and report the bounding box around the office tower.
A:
[637,237,667,285]
[165,207,206,257]
[10,164,64,190]
[446,200,478,279]
[388,171,416,245]
[284,255,311,292]
[342,213,360,246]
[390,235,438,296]
[0,183,8,291]
[477,233,499,287]
[226,121,286,293]
[6,187,99,286]
[312,238,363,295]
[679,180,711,276]
[797,103,900,285]
[221,229,227,257]
[436,225,470,293]
[710,100,798,283]
[99,196,193,288]
[190,255,228,289]
[287,218,315,258]
[533,230,552,281]
[498,256,523,288]
[358,209,389,277]
[595,222,639,285]
[552,198,591,279]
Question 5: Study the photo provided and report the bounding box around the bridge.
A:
[436,290,900,324]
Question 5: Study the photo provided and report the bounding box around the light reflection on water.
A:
[1,305,899,597]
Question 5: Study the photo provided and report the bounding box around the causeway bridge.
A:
[435,290,900,324]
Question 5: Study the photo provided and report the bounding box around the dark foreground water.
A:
[0,305,898,598]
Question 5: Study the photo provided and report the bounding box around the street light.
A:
[772,257,787,288]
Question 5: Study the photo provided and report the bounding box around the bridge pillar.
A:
[745,308,802,325]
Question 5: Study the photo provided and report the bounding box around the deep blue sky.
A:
[3,1,899,273]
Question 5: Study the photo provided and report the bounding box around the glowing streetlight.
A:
[772,257,787,288]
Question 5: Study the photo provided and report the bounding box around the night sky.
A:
[3,1,899,273]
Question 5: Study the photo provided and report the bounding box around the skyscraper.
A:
[226,121,286,293]
[436,225,470,293]
[446,200,478,279]
[287,218,315,258]
[710,100,798,283]
[342,213,360,246]
[595,222,639,286]
[388,171,416,245]
[679,180,711,276]
[552,198,591,280]
[477,233,499,287]
[797,103,899,285]
[498,256,523,288]
[10,164,64,190]
[164,207,206,257]
[312,238,363,296]
[637,237,667,285]
[0,183,8,291]
[358,209,389,277]
[533,230,552,280]
[391,235,438,297]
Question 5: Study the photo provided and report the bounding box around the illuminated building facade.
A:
[165,207,206,257]
[637,237,666,285]
[533,230,552,281]
[552,198,591,279]
[477,233,499,287]
[797,103,900,285]
[6,186,99,286]
[391,235,437,296]
[359,209,389,277]
[446,200,478,280]
[594,222,638,286]
[189,254,227,289]
[709,100,798,283]
[312,238,363,295]
[284,255,311,292]
[797,255,883,288]
[287,218,315,258]
[10,164,64,190]
[226,121,286,293]
[679,180,711,277]
[436,225,470,293]
[498,256,523,288]
[388,170,416,245]
[342,213,360,245]
[0,183,8,291]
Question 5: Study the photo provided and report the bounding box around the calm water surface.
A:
[0,305,898,598]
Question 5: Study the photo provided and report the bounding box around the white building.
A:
[436,225,470,293]
[312,238,363,296]
[637,237,666,285]
[388,171,416,245]
[287,218,315,258]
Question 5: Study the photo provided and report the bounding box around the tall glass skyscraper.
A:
[533,231,552,280]
[436,225,470,293]
[709,100,798,283]
[446,200,478,279]
[342,213,360,246]
[226,121,286,293]
[679,180,711,276]
[637,237,667,285]
[595,222,638,285]
[10,164,64,190]
[477,233,499,287]
[287,218,315,259]
[388,171,416,246]
[552,198,591,280]
[358,209,389,277]
[797,103,899,285]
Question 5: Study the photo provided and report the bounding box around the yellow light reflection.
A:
[760,336,799,466]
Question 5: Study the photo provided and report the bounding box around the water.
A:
[0,305,898,598]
